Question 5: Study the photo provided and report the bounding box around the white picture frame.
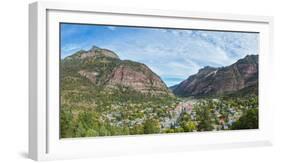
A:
[29,1,274,161]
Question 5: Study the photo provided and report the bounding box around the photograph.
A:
[60,23,259,138]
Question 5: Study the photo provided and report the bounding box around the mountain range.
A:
[171,55,258,97]
[62,45,258,98]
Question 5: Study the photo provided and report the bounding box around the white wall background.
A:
[0,0,280,162]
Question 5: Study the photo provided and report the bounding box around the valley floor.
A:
[60,94,258,138]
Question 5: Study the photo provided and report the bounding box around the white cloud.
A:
[61,44,82,58]
[107,26,116,30]
[62,43,80,52]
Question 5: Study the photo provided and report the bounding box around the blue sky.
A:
[61,23,259,86]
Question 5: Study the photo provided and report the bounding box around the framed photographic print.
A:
[29,1,274,161]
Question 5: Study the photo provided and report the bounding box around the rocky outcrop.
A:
[172,55,258,97]
[106,61,171,95]
[78,70,99,84]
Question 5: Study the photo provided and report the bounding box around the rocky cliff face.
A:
[172,55,258,97]
[62,45,172,96]
[107,61,170,95]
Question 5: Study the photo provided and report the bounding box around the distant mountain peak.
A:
[90,45,100,51]
[198,66,217,73]
[237,54,258,64]
[66,45,120,60]
[172,54,258,97]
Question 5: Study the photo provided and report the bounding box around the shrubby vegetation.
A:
[60,91,258,137]
[231,108,258,130]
